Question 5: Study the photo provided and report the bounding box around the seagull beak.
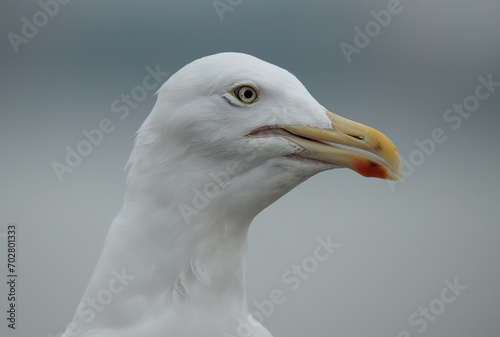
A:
[260,110,402,180]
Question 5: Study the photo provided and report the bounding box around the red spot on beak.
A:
[353,159,388,179]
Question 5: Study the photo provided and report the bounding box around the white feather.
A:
[64,53,336,337]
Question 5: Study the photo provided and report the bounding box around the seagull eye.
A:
[232,85,259,104]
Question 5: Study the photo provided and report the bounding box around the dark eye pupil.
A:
[233,86,257,103]
[244,89,253,99]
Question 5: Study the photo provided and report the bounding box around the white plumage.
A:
[63,53,401,337]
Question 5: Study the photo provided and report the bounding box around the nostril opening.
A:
[348,134,364,141]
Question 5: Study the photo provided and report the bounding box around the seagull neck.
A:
[72,195,254,334]
[107,193,253,311]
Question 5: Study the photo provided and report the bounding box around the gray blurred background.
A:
[1,0,499,336]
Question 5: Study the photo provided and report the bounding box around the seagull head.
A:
[127,53,402,218]
[69,53,403,337]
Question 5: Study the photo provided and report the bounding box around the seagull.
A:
[63,52,402,337]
